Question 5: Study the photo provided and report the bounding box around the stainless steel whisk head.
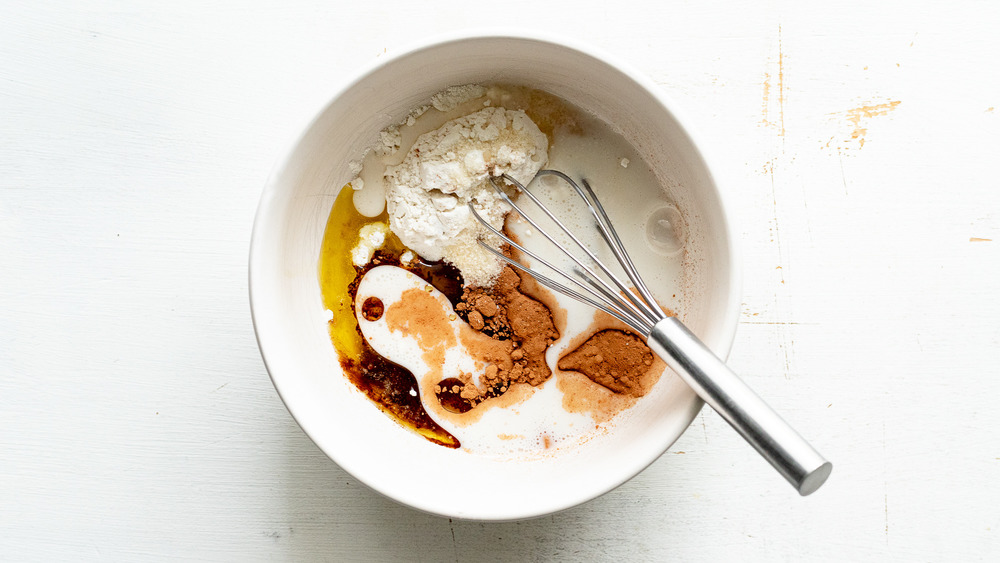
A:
[471,170,664,336]
[468,171,833,496]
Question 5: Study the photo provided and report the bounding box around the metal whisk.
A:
[469,170,832,496]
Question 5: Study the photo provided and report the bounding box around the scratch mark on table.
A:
[970,237,992,242]
[781,341,792,379]
[206,432,243,447]
[777,24,786,138]
[768,164,785,283]
[448,518,458,560]
[759,24,786,140]
[801,204,812,249]
[884,490,890,542]
[838,152,848,196]
[767,163,794,379]
[700,411,709,444]
[761,71,772,127]
[883,421,889,543]
[214,382,230,392]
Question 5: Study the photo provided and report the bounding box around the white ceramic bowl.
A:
[250,32,740,520]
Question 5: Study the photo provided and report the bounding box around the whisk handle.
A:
[648,317,832,495]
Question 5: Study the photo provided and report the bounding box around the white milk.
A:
[356,266,597,459]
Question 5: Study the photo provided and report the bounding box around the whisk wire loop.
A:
[468,204,652,333]
[487,174,661,329]
[534,170,664,322]
[576,177,663,318]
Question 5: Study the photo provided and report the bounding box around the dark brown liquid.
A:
[340,249,466,449]
[434,376,511,415]
[407,257,464,306]
[361,297,384,321]
[435,378,475,414]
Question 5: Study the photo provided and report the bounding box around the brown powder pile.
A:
[557,329,655,397]
[453,266,559,404]
[383,284,521,419]
[389,261,663,417]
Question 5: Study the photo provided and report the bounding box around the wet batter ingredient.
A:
[319,185,463,448]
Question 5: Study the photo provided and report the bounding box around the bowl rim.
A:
[249,28,743,520]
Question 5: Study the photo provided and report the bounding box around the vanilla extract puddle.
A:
[343,249,466,448]
[435,378,476,414]
[361,297,384,321]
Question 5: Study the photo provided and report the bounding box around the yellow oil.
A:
[320,183,380,359]
[318,183,458,448]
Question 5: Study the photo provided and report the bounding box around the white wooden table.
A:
[3,1,998,560]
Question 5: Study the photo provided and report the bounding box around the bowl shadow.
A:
[276,420,698,561]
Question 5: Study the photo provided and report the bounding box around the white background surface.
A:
[2,1,998,560]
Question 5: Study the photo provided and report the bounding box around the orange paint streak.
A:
[846,101,901,147]
[970,237,992,242]
[761,72,771,126]
[778,25,786,137]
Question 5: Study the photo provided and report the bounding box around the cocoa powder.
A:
[455,266,559,395]
[384,286,518,423]
[386,261,665,420]
[557,329,655,397]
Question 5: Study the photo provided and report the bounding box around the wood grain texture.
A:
[2,0,998,560]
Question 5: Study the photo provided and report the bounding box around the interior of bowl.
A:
[249,34,738,520]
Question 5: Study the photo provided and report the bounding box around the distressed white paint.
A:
[2,0,998,560]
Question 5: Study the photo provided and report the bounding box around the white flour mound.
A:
[384,107,548,287]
